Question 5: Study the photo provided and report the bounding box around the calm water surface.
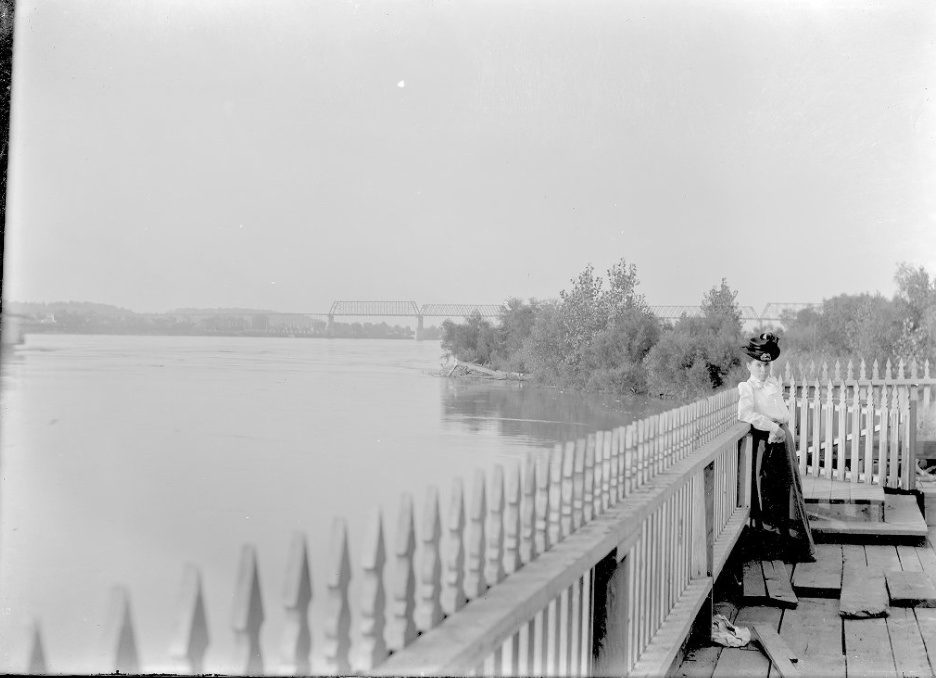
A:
[0,334,673,673]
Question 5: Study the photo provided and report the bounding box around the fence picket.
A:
[593,431,605,517]
[850,388,861,483]
[356,509,388,672]
[864,386,875,483]
[466,469,488,600]
[416,487,444,632]
[521,455,537,565]
[888,386,900,488]
[562,441,575,537]
[232,546,264,675]
[609,429,620,506]
[323,518,352,674]
[504,463,523,576]
[535,453,551,553]
[582,436,595,523]
[601,431,614,513]
[624,424,635,497]
[487,465,507,587]
[27,621,47,676]
[548,444,564,546]
[102,586,140,675]
[389,494,417,652]
[170,565,209,675]
[572,439,585,529]
[443,478,467,614]
[280,534,312,674]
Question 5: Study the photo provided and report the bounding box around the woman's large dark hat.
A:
[743,332,780,362]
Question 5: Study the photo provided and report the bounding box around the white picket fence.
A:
[778,357,935,490]
[21,389,745,676]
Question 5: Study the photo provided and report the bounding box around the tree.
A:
[644,279,745,397]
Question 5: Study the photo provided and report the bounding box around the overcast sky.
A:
[4,0,935,315]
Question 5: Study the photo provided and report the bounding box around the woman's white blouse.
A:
[737,375,789,433]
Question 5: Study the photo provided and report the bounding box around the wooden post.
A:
[690,471,707,579]
[624,424,635,497]
[170,565,209,675]
[443,478,467,614]
[389,495,417,652]
[323,518,352,674]
[416,486,444,632]
[355,508,388,672]
[837,383,848,481]
[602,428,612,509]
[232,545,264,676]
[798,381,809,476]
[909,397,918,492]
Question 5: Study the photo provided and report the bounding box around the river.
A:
[0,334,675,673]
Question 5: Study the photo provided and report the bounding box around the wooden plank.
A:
[791,544,842,597]
[712,647,770,678]
[914,608,936,665]
[843,618,897,677]
[840,564,888,619]
[741,560,767,604]
[809,495,928,537]
[752,624,800,677]
[762,561,798,608]
[794,654,845,678]
[885,607,930,678]
[779,597,842,659]
[734,606,783,632]
[673,645,721,678]
[885,570,936,607]
[897,543,923,571]
[864,544,901,574]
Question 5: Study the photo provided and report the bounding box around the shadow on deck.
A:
[672,498,936,678]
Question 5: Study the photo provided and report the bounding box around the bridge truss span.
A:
[419,303,505,318]
[328,301,420,317]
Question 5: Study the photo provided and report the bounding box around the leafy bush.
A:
[526,259,660,394]
[644,279,745,398]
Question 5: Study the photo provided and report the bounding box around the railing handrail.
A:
[379,422,751,675]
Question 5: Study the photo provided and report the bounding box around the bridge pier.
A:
[415,315,424,341]
[326,314,334,335]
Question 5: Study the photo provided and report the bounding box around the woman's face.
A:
[748,358,771,381]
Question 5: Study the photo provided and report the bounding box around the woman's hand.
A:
[768,427,785,444]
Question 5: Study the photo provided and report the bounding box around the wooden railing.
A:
[22,389,749,676]
[777,358,936,490]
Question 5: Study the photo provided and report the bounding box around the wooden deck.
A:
[673,527,936,677]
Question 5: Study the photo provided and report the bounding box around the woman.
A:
[738,332,816,562]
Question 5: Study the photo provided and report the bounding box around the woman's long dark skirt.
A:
[750,424,816,562]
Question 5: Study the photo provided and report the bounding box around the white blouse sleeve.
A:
[737,382,780,433]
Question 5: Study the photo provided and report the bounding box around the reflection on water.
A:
[0,335,676,674]
[442,378,674,443]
